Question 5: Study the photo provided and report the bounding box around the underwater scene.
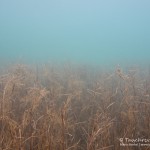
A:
[0,0,150,149]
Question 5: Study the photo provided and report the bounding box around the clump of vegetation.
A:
[0,64,150,150]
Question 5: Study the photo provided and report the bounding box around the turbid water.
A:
[1,2,150,150]
[0,0,150,67]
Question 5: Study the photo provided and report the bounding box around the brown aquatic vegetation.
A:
[0,64,150,150]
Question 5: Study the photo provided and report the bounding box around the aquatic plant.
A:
[0,64,150,150]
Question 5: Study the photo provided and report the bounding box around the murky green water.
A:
[0,0,150,67]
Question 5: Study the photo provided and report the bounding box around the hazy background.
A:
[0,0,150,66]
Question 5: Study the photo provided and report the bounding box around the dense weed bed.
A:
[0,64,150,150]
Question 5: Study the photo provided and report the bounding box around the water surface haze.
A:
[0,0,150,66]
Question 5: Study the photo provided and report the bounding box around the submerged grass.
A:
[0,63,150,150]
